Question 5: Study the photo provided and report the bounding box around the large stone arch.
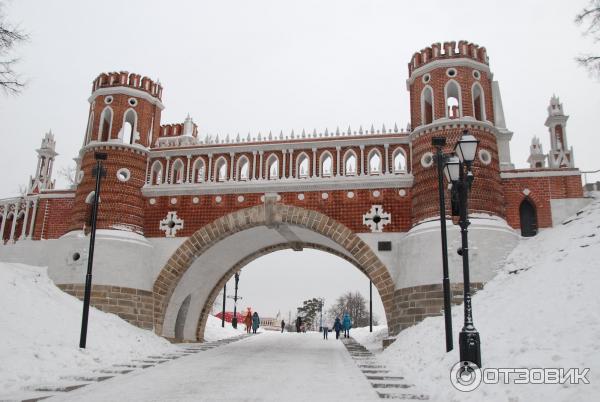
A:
[152,201,396,339]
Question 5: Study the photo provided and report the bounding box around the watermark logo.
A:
[450,362,590,392]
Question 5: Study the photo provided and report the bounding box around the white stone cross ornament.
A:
[363,205,391,233]
[160,211,184,238]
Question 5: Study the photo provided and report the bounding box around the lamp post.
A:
[432,137,453,352]
[231,271,241,329]
[444,130,482,367]
[79,152,107,349]
[319,298,324,332]
[221,284,226,328]
[369,281,373,333]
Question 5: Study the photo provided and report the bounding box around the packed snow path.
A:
[52,332,384,402]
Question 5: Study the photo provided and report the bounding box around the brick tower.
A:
[70,72,164,234]
[407,41,505,224]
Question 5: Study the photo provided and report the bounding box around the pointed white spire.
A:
[236,133,240,142]
[268,131,273,140]
[347,125,352,136]
[324,128,329,137]
[336,126,340,136]
[359,126,363,135]
[312,129,317,137]
[382,124,386,133]
[215,134,220,143]
[258,132,262,141]
[291,129,295,139]
[301,129,305,138]
[394,122,399,133]
[370,124,375,134]
[247,132,251,142]
[225,133,230,143]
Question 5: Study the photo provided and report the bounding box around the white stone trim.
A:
[406,58,492,87]
[89,86,165,110]
[142,173,414,196]
[500,169,581,179]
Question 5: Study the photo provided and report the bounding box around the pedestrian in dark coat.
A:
[342,312,352,338]
[333,317,343,339]
[281,320,285,333]
[296,316,302,333]
[252,312,260,334]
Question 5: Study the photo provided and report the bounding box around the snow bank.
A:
[203,315,245,341]
[351,325,388,353]
[0,262,176,395]
[381,193,600,401]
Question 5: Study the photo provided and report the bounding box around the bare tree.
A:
[327,291,376,328]
[575,0,600,76]
[57,165,76,186]
[0,1,27,94]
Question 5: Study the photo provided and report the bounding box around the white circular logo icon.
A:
[450,361,482,392]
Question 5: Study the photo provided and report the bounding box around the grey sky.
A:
[1,1,599,320]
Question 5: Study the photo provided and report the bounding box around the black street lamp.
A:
[79,152,107,349]
[444,130,482,368]
[432,137,453,352]
[221,283,226,328]
[230,271,241,329]
[369,280,373,333]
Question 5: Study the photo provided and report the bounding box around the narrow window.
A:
[368,151,382,175]
[151,161,163,185]
[238,157,249,181]
[472,84,485,121]
[297,154,309,178]
[216,158,228,182]
[345,153,357,176]
[445,81,461,119]
[171,159,185,184]
[123,109,137,144]
[192,158,205,183]
[268,156,279,180]
[394,150,407,173]
[321,153,333,177]
[99,107,113,142]
[421,87,434,125]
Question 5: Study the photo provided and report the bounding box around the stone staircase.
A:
[3,334,252,402]
[341,337,428,400]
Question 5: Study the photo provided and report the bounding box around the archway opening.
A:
[519,198,538,237]
[153,204,396,343]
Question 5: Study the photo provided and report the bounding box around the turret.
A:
[69,72,162,235]
[527,136,546,168]
[545,95,574,168]
[82,71,164,148]
[29,131,58,193]
[407,41,505,224]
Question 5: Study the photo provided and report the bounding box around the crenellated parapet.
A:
[92,71,163,101]
[408,40,488,76]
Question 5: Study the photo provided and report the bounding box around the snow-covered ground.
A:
[52,332,379,402]
[350,325,388,353]
[381,193,600,402]
[0,262,238,397]
[203,314,245,341]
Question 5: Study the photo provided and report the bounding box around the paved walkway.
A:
[52,332,381,402]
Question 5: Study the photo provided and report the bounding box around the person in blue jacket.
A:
[252,311,260,334]
[333,317,343,339]
[342,312,352,338]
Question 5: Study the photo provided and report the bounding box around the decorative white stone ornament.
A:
[237,195,245,203]
[192,197,199,204]
[170,197,177,205]
[149,198,156,205]
[159,211,184,238]
[362,205,391,233]
[215,196,222,203]
[399,189,406,197]
[522,188,531,196]
[321,192,329,200]
[347,191,354,199]
[372,190,381,198]
[298,193,305,200]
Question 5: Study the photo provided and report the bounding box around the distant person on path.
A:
[281,320,285,333]
[296,316,302,332]
[252,311,260,334]
[333,317,343,339]
[342,312,352,338]
[322,324,329,339]
[244,311,252,334]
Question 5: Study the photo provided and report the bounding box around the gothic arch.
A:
[150,160,164,185]
[121,108,138,145]
[420,85,434,125]
[319,151,333,177]
[444,79,463,118]
[266,154,279,180]
[392,147,407,173]
[191,157,206,183]
[152,203,396,339]
[170,158,185,184]
[236,155,250,181]
[471,82,486,121]
[295,152,310,179]
[98,107,113,142]
[367,148,382,175]
[343,149,358,176]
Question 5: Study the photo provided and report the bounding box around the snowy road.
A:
[53,332,381,402]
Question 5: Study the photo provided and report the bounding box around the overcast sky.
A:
[1,1,599,320]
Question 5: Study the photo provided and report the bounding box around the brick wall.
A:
[32,197,75,240]
[501,171,584,229]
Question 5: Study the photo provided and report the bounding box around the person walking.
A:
[244,310,252,334]
[252,311,260,334]
[295,316,302,333]
[281,320,285,333]
[342,312,352,338]
[322,324,329,339]
[333,317,343,339]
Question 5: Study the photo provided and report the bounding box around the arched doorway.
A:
[519,198,538,237]
[174,294,192,341]
[152,202,396,341]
